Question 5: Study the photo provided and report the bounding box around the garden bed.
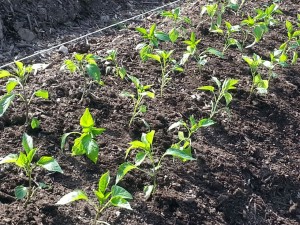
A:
[0,0,299,225]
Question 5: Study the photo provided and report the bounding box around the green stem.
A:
[24,168,32,208]
[93,201,111,225]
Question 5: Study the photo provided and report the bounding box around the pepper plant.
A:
[135,24,169,61]
[104,49,127,79]
[147,49,176,96]
[168,116,215,157]
[56,171,132,225]
[0,133,63,207]
[116,130,195,200]
[120,75,155,126]
[0,61,49,125]
[222,21,242,53]
[242,54,268,94]
[61,108,105,163]
[64,53,102,101]
[198,77,238,118]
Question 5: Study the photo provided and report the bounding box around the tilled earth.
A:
[0,0,300,225]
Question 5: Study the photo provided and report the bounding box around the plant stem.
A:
[24,168,32,208]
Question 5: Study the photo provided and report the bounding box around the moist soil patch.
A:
[0,0,300,225]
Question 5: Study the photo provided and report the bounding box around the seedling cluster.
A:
[0,1,299,224]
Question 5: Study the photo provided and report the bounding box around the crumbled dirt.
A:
[0,0,300,225]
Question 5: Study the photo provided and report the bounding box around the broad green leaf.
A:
[116,162,137,184]
[0,93,15,117]
[35,90,49,99]
[227,79,239,90]
[0,154,18,164]
[27,148,37,164]
[110,197,132,210]
[56,190,88,205]
[135,151,147,166]
[15,61,24,73]
[111,185,133,199]
[279,53,288,63]
[15,186,28,200]
[120,91,134,98]
[198,118,215,127]
[286,20,293,33]
[99,171,110,194]
[147,54,161,62]
[206,47,224,59]
[223,92,233,106]
[253,25,264,42]
[126,141,146,158]
[0,70,11,79]
[22,133,33,154]
[149,24,156,37]
[212,77,221,88]
[155,32,170,42]
[72,135,86,156]
[145,91,155,99]
[61,132,73,150]
[74,53,85,62]
[86,64,101,82]
[163,148,196,161]
[292,52,298,65]
[143,185,154,200]
[91,127,106,136]
[81,134,99,163]
[94,190,105,204]
[16,152,27,168]
[139,105,147,113]
[178,131,185,141]
[169,28,179,43]
[6,79,18,93]
[118,67,127,79]
[64,60,77,73]
[136,27,148,36]
[180,53,191,65]
[37,156,63,173]
[197,85,214,92]
[80,108,94,128]
[31,117,40,129]
[292,30,300,37]
[146,130,155,145]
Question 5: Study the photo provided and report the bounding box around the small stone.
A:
[58,45,69,55]
[18,28,36,42]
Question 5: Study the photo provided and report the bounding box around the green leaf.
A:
[118,67,127,79]
[155,31,170,42]
[136,27,148,36]
[149,24,156,37]
[27,148,37,164]
[147,54,161,62]
[0,70,11,79]
[292,52,298,65]
[120,91,134,98]
[16,152,27,168]
[31,117,40,129]
[6,79,18,93]
[197,85,214,92]
[22,133,33,154]
[35,90,49,99]
[80,108,94,128]
[139,105,147,113]
[143,185,154,200]
[56,190,88,205]
[0,154,18,164]
[198,118,215,127]
[37,156,63,173]
[15,186,28,200]
[169,28,179,43]
[86,64,101,82]
[206,47,224,59]
[99,171,110,194]
[135,151,147,166]
[212,77,221,88]
[286,20,293,33]
[0,93,15,117]
[168,121,184,131]
[64,60,77,73]
[82,134,99,163]
[223,92,233,106]
[61,132,73,151]
[110,197,132,210]
[91,127,106,136]
[74,53,85,62]
[253,25,264,42]
[126,141,146,158]
[146,130,155,145]
[72,135,86,156]
[111,185,133,199]
[116,162,137,184]
[164,148,196,161]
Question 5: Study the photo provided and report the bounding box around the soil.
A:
[0,0,300,225]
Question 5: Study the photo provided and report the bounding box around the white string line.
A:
[0,0,181,69]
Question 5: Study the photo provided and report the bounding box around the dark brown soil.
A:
[0,0,300,225]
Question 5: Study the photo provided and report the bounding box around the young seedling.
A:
[223,21,242,53]
[64,53,102,101]
[198,77,238,119]
[200,3,225,34]
[241,3,282,48]
[56,171,132,225]
[147,49,176,96]
[116,130,195,200]
[0,61,49,125]
[168,116,215,156]
[120,75,155,126]
[135,24,169,61]
[242,54,269,94]
[104,49,127,79]
[61,108,105,163]
[0,133,63,207]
